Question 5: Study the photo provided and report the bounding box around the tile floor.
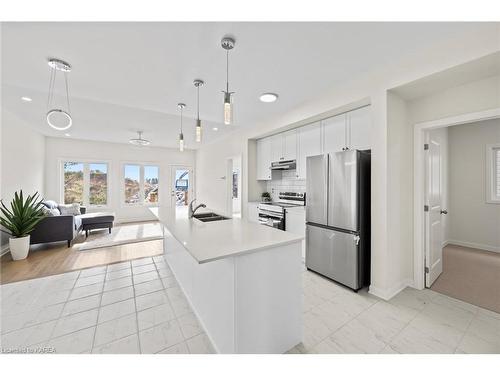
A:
[0,256,212,354]
[1,255,499,354]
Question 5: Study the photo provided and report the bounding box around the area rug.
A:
[431,244,500,314]
[74,222,164,251]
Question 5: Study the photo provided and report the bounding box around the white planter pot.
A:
[9,235,30,260]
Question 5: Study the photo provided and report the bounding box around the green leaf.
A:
[0,190,47,238]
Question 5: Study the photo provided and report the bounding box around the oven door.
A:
[258,208,285,230]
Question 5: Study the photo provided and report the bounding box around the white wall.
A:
[44,137,196,223]
[448,119,500,252]
[196,26,499,300]
[1,111,46,250]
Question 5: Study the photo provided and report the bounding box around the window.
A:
[63,162,84,204]
[124,164,160,205]
[486,144,500,203]
[144,166,159,204]
[63,161,108,206]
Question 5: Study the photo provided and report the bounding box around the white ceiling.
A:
[1,22,493,149]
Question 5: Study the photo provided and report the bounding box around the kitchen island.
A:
[150,206,303,354]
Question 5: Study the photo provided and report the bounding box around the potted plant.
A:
[261,192,272,202]
[0,191,46,260]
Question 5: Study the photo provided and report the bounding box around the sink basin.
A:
[193,212,230,222]
[192,212,220,219]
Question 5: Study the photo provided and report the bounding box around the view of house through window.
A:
[63,161,108,206]
[144,166,159,203]
[124,164,160,205]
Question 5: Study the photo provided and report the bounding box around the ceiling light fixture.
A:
[64,133,70,137]
[259,93,279,103]
[46,58,73,131]
[129,131,151,146]
[212,127,218,131]
[193,79,204,143]
[178,103,186,152]
[21,96,33,102]
[221,37,235,125]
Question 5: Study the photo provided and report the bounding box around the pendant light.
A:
[193,79,204,142]
[46,58,73,131]
[129,131,151,146]
[178,103,186,152]
[221,37,235,125]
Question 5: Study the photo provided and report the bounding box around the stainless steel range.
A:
[258,192,305,230]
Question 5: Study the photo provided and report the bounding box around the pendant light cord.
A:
[197,85,200,120]
[180,106,183,133]
[64,71,71,113]
[226,49,229,93]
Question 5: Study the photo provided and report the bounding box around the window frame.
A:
[121,162,160,207]
[486,143,500,204]
[60,159,110,209]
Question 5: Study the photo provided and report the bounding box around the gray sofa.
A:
[30,200,115,247]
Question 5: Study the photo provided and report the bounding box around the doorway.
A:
[414,109,500,313]
[170,166,194,207]
[226,155,242,218]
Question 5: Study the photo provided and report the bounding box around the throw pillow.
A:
[58,203,81,216]
[42,200,58,210]
[41,206,61,216]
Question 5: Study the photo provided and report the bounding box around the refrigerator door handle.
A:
[354,235,360,246]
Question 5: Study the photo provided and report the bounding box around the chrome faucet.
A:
[188,199,206,218]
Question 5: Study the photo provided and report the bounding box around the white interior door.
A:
[170,166,194,207]
[425,138,444,287]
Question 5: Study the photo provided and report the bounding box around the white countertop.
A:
[150,206,303,264]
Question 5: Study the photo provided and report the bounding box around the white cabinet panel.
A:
[285,209,306,259]
[283,130,297,161]
[256,138,272,180]
[297,122,322,180]
[348,106,371,150]
[270,134,283,163]
[248,202,260,223]
[322,113,346,154]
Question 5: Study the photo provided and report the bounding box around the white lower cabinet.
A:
[286,208,306,260]
[248,202,260,223]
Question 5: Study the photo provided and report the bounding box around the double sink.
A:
[192,212,231,222]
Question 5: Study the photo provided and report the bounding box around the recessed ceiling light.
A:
[259,93,278,103]
[64,133,70,137]
[21,96,32,102]
[213,127,218,131]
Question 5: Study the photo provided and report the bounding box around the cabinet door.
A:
[286,209,306,259]
[256,138,272,180]
[297,122,322,179]
[248,203,260,223]
[322,113,346,154]
[283,130,297,161]
[270,134,284,162]
[348,106,371,150]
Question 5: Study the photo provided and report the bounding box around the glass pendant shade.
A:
[195,119,202,143]
[223,92,233,125]
[179,132,184,152]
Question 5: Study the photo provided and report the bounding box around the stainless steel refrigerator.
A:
[305,150,371,291]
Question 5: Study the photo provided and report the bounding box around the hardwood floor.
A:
[0,237,163,285]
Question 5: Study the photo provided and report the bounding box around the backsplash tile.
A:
[266,170,306,201]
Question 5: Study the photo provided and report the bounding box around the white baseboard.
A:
[369,278,413,301]
[447,239,500,254]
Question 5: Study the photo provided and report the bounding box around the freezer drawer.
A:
[328,150,358,231]
[306,154,328,226]
[306,224,360,290]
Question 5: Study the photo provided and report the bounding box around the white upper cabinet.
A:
[322,113,346,154]
[283,130,298,161]
[256,137,272,180]
[348,106,371,150]
[297,122,322,179]
[270,134,283,162]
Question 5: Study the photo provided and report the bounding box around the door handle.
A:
[440,210,448,215]
[354,235,360,246]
